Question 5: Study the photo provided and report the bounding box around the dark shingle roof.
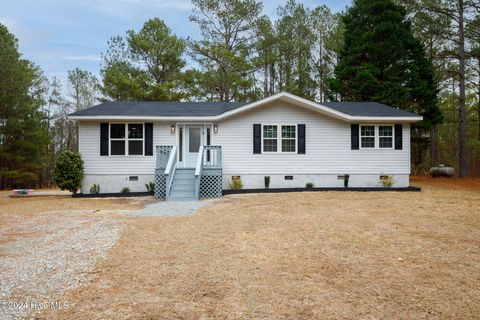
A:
[69,101,247,117]
[321,102,419,117]
[69,99,420,118]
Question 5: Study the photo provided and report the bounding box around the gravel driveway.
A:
[126,199,211,217]
[0,193,217,319]
[0,209,123,320]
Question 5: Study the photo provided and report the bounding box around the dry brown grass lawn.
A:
[34,179,480,320]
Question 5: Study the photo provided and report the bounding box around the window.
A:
[262,125,297,153]
[359,125,394,149]
[360,125,375,148]
[281,125,296,152]
[109,123,144,156]
[128,124,143,155]
[263,125,278,152]
[110,124,126,155]
[178,126,183,162]
[379,125,393,148]
[188,127,201,152]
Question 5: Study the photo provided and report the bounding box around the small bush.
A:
[230,176,243,190]
[264,176,270,189]
[145,182,155,192]
[305,182,314,189]
[53,151,84,194]
[344,174,350,188]
[121,186,130,193]
[380,175,395,188]
[89,184,100,194]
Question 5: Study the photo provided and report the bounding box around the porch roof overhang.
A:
[68,92,423,123]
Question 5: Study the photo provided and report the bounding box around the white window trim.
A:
[378,125,394,149]
[359,124,394,150]
[109,122,145,156]
[261,124,297,154]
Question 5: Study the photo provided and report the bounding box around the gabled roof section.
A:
[320,102,420,118]
[68,92,423,122]
[69,101,246,117]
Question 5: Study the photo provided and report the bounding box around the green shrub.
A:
[145,182,155,192]
[89,184,100,194]
[229,176,243,190]
[264,176,270,189]
[53,151,84,194]
[380,175,395,188]
[344,174,350,188]
[121,186,130,193]
[305,182,314,189]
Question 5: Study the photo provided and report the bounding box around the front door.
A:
[185,125,203,167]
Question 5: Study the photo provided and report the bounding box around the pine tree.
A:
[101,18,187,101]
[189,0,262,102]
[328,0,442,131]
[0,24,48,188]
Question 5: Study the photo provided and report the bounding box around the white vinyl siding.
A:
[78,102,412,177]
[79,121,175,174]
[214,102,411,175]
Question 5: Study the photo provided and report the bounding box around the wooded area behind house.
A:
[0,0,479,189]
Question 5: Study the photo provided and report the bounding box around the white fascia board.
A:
[68,115,218,121]
[216,92,353,121]
[346,116,423,122]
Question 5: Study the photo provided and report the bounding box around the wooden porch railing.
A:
[195,145,222,199]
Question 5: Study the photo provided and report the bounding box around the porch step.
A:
[172,179,196,186]
[171,184,195,192]
[168,190,196,198]
[167,196,198,201]
[168,168,197,200]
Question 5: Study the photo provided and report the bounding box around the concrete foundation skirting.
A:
[223,186,421,195]
[81,174,155,194]
[222,174,410,189]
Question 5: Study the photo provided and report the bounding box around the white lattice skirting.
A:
[199,169,222,199]
[154,168,167,199]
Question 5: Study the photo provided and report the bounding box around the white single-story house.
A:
[69,92,422,200]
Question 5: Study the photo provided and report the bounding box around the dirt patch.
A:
[45,180,480,319]
[411,175,480,193]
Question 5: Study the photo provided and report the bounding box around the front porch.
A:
[154,145,222,200]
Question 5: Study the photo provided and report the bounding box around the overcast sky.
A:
[1,0,351,84]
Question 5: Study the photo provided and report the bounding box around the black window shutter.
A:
[351,124,359,150]
[145,123,153,156]
[100,123,109,156]
[253,124,261,154]
[394,124,403,150]
[298,124,306,154]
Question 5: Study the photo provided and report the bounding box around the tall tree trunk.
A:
[458,0,467,177]
[430,126,437,166]
[269,63,275,95]
[263,63,269,97]
[318,45,323,102]
[478,57,480,141]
